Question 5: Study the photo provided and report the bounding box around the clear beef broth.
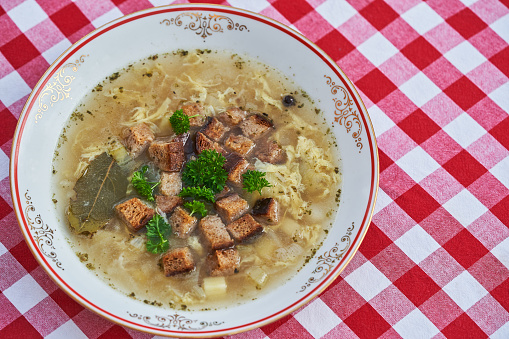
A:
[52,50,341,310]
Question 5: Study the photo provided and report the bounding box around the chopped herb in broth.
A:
[52,50,341,310]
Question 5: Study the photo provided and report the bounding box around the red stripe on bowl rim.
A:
[11,4,379,337]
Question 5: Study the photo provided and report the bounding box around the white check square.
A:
[491,14,509,44]
[46,320,87,339]
[0,71,32,107]
[344,261,391,301]
[490,156,509,189]
[294,298,341,338]
[443,113,486,148]
[443,189,488,226]
[7,0,48,33]
[357,32,398,67]
[396,146,440,183]
[42,39,72,65]
[368,104,395,137]
[400,72,441,107]
[92,8,124,28]
[401,2,444,35]
[3,275,48,314]
[394,309,440,339]
[492,237,509,268]
[395,225,440,264]
[316,0,357,28]
[443,271,487,311]
[489,82,509,114]
[444,41,487,74]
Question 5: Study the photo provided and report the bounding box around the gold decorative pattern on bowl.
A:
[161,13,249,39]
[325,75,363,152]
[36,55,89,123]
[128,312,223,330]
[298,222,355,292]
[24,190,63,270]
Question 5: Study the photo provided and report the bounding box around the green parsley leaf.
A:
[242,170,272,195]
[145,214,171,254]
[184,200,208,217]
[179,186,215,203]
[131,165,159,202]
[182,150,227,194]
[169,109,199,135]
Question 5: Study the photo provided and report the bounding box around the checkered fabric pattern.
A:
[1,0,508,338]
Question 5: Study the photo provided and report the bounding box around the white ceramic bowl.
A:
[10,4,378,337]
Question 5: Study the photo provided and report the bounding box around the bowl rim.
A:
[10,3,379,337]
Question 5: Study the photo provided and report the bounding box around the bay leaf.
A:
[68,152,128,234]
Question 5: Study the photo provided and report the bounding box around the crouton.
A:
[208,248,240,276]
[181,103,206,127]
[148,137,185,172]
[218,107,247,126]
[224,134,255,157]
[226,214,263,242]
[169,206,198,238]
[215,193,249,223]
[160,172,182,196]
[256,140,286,164]
[156,195,183,214]
[195,131,227,155]
[199,215,234,250]
[240,114,273,140]
[115,197,155,232]
[121,123,154,157]
[202,117,229,141]
[162,247,195,276]
[252,198,280,224]
[223,154,251,186]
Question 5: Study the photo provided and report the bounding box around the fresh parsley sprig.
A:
[169,109,199,135]
[182,150,227,194]
[132,165,159,202]
[184,200,208,217]
[179,186,215,203]
[145,214,171,254]
[242,170,272,195]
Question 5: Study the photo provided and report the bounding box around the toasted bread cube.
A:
[162,247,195,276]
[156,195,183,214]
[148,137,185,172]
[208,248,240,276]
[215,194,249,223]
[218,107,247,126]
[256,140,286,164]
[226,214,263,242]
[240,114,273,140]
[202,117,229,141]
[170,206,198,238]
[115,197,155,232]
[252,198,280,224]
[195,131,227,155]
[224,134,255,157]
[199,215,234,250]
[182,103,205,127]
[121,123,154,157]
[160,172,182,196]
[223,154,251,186]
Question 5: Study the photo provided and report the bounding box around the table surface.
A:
[1,0,509,338]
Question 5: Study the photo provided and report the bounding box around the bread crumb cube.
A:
[121,123,154,157]
[148,137,185,172]
[195,131,227,155]
[223,154,251,186]
[215,194,249,223]
[115,197,155,232]
[225,134,255,157]
[218,107,247,126]
[182,103,206,127]
[199,215,234,250]
[240,114,273,140]
[160,172,182,196]
[256,140,286,164]
[226,214,263,242]
[208,248,240,276]
[252,198,280,224]
[156,195,183,214]
[169,206,198,238]
[202,117,229,141]
[162,247,195,276]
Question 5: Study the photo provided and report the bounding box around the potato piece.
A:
[203,276,227,296]
[246,266,268,288]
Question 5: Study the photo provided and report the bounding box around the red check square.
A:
[273,0,314,23]
[444,76,486,111]
[360,0,399,30]
[356,68,397,104]
[447,8,488,40]
[50,3,91,37]
[0,34,40,69]
[491,279,509,312]
[443,150,488,188]
[344,304,391,338]
[443,229,489,269]
[394,265,441,307]
[491,196,509,228]
[316,30,354,62]
[395,184,440,223]
[441,313,487,338]
[398,109,441,144]
[490,46,509,78]
[0,316,40,339]
[358,223,393,260]
[50,289,84,318]
[490,116,509,151]
[401,36,442,70]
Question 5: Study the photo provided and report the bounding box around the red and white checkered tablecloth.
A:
[1,0,508,338]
